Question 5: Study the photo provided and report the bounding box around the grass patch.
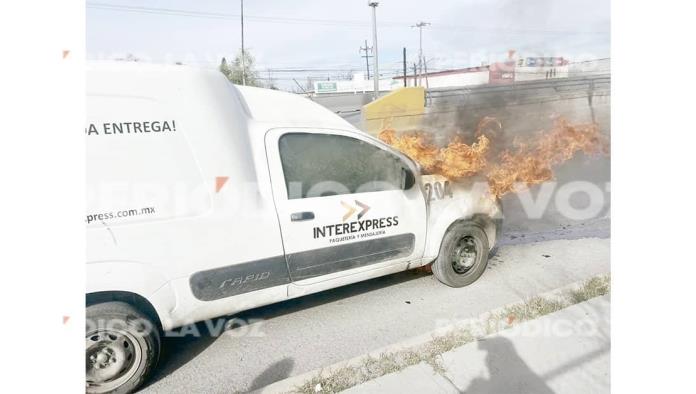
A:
[567,275,611,304]
[293,274,610,394]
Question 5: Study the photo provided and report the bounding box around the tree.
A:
[219,50,261,87]
[219,57,232,80]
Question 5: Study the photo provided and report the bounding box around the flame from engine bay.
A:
[378,117,608,198]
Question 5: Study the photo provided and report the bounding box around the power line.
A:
[87,2,373,26]
[86,2,609,35]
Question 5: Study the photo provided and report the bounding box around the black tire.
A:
[432,222,490,288]
[86,301,160,394]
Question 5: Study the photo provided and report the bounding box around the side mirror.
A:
[402,167,416,190]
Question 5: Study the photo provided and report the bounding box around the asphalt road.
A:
[141,236,609,394]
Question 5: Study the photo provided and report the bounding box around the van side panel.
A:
[86,65,289,327]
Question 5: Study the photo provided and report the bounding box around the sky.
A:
[87,0,610,90]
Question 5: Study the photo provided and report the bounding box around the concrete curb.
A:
[253,273,610,394]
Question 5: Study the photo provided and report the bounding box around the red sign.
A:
[489,61,515,85]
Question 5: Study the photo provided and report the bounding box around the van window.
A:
[279,133,404,199]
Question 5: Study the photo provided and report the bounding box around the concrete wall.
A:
[361,87,425,134]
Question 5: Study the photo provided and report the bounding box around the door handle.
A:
[291,211,315,221]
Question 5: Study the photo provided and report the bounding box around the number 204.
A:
[424,181,453,201]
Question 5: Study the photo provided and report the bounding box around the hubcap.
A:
[451,236,479,274]
[86,328,142,393]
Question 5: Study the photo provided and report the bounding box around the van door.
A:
[265,128,427,283]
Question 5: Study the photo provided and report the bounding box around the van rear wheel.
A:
[86,301,160,394]
[432,223,489,287]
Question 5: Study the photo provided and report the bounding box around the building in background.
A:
[392,55,572,90]
[514,57,569,82]
[568,58,610,77]
[311,55,603,96]
[489,60,516,85]
[393,65,489,89]
[313,73,397,94]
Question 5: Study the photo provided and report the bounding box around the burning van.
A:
[85,62,502,393]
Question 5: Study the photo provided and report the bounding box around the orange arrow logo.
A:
[341,201,356,222]
[341,200,370,221]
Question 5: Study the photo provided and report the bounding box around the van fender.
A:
[423,197,502,260]
[86,261,176,329]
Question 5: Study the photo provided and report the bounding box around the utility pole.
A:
[359,39,373,80]
[412,62,418,87]
[411,21,430,86]
[423,56,430,92]
[402,47,407,87]
[240,0,246,85]
[368,2,379,100]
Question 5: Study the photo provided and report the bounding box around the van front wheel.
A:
[432,223,490,288]
[86,301,160,394]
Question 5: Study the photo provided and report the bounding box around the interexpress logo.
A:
[312,200,399,240]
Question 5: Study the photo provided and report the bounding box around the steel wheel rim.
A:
[451,235,479,274]
[86,328,142,393]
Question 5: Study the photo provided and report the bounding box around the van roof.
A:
[87,61,356,131]
[234,85,354,130]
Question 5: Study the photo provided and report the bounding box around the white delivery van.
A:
[85,62,502,393]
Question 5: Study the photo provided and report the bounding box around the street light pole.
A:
[240,0,246,86]
[368,2,379,100]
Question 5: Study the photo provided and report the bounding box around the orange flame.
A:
[379,116,608,198]
[378,128,441,172]
[437,134,490,178]
[487,118,607,196]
